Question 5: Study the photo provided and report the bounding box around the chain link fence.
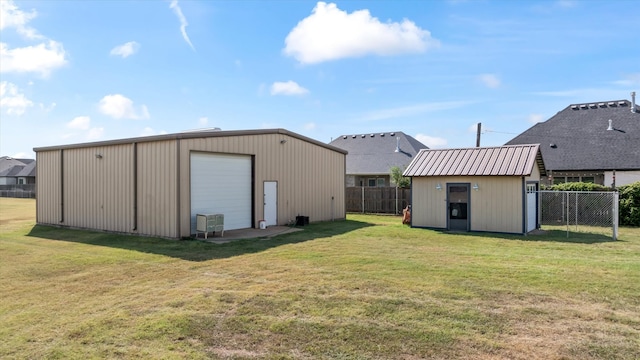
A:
[539,190,618,240]
[0,184,36,199]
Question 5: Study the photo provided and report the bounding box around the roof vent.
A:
[608,102,616,107]
[370,134,375,137]
[380,133,385,137]
[589,103,597,108]
[579,104,588,109]
[390,132,395,136]
[598,103,606,107]
[550,143,557,148]
[352,135,356,138]
[342,135,347,139]
[361,134,365,138]
[618,101,627,106]
[607,119,613,131]
[394,136,400,153]
[632,91,637,113]
[571,105,578,110]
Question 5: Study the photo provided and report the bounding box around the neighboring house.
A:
[329,131,428,187]
[34,129,346,239]
[0,156,36,185]
[404,144,546,234]
[505,95,640,187]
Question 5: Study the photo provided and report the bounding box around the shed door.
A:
[190,153,252,233]
[526,183,537,232]
[448,184,470,231]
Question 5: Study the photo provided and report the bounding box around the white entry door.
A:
[526,183,537,232]
[263,181,277,226]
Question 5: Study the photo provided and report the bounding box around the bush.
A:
[547,182,610,192]
[618,182,640,227]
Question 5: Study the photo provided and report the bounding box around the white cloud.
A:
[415,134,447,148]
[304,122,316,130]
[0,41,67,77]
[198,117,208,126]
[67,116,91,130]
[0,1,67,77]
[284,2,438,64]
[87,128,104,140]
[11,151,29,158]
[360,101,472,121]
[110,41,140,58]
[0,81,33,115]
[612,73,640,87]
[478,73,501,89]
[98,94,149,120]
[528,114,544,124]
[0,0,40,39]
[169,0,195,50]
[270,81,309,96]
[140,127,168,137]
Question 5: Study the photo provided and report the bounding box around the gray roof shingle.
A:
[505,100,640,171]
[329,132,428,175]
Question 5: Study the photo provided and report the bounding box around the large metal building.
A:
[404,144,546,234]
[34,129,347,239]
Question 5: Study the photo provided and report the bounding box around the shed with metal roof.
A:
[34,129,346,239]
[403,144,546,234]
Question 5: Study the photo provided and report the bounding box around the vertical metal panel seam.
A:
[133,142,138,231]
[176,139,181,238]
[60,149,64,223]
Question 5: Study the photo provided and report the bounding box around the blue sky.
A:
[1,0,638,158]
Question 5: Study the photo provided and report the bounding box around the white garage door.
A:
[190,153,252,233]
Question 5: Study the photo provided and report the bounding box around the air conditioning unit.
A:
[196,213,224,239]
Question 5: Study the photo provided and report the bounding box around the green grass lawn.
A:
[1,198,639,359]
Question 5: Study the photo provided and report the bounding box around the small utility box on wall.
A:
[196,214,224,239]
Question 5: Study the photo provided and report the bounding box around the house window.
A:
[553,177,565,185]
[581,177,595,183]
[18,178,25,185]
[368,178,376,187]
[377,178,385,187]
[566,177,580,183]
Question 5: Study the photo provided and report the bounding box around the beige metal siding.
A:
[411,176,523,233]
[179,133,345,237]
[137,140,178,238]
[36,150,61,224]
[62,145,134,232]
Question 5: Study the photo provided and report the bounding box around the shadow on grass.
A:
[26,220,373,262]
[436,229,616,244]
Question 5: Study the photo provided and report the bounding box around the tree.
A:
[390,166,410,188]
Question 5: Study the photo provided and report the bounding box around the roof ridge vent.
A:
[618,101,626,106]
[579,104,588,109]
[571,105,578,110]
[588,103,597,108]
[608,102,616,107]
[598,103,606,107]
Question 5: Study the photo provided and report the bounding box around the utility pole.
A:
[476,122,482,147]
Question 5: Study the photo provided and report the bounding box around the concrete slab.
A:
[196,226,303,244]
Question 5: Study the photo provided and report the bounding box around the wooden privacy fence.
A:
[346,186,411,214]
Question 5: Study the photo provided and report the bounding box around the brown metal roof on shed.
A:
[403,144,545,177]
